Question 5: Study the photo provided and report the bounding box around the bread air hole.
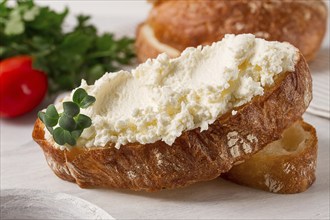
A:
[281,123,308,152]
[261,122,309,155]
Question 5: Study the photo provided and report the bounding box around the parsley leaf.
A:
[0,0,135,94]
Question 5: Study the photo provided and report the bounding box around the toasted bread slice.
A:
[222,120,317,194]
[32,50,311,191]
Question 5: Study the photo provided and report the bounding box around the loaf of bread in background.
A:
[222,120,317,194]
[137,0,327,62]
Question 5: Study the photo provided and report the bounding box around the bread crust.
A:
[222,120,317,194]
[143,0,327,62]
[32,54,311,191]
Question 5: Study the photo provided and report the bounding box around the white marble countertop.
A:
[1,1,329,219]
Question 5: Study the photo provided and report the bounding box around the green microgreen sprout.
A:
[38,88,95,146]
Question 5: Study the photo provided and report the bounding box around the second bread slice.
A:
[222,120,317,194]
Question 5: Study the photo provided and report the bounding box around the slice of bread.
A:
[33,37,312,192]
[138,0,327,62]
[222,120,317,194]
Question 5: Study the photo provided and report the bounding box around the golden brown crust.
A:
[33,54,312,191]
[222,120,317,194]
[143,0,327,62]
[147,0,165,6]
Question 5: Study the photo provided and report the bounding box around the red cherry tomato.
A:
[0,56,48,118]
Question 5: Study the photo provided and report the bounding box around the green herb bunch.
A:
[0,0,135,94]
[38,88,95,146]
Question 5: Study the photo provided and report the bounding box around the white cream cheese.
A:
[45,34,299,150]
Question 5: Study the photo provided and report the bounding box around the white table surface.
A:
[1,1,330,219]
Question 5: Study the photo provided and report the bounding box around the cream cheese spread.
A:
[45,34,299,150]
